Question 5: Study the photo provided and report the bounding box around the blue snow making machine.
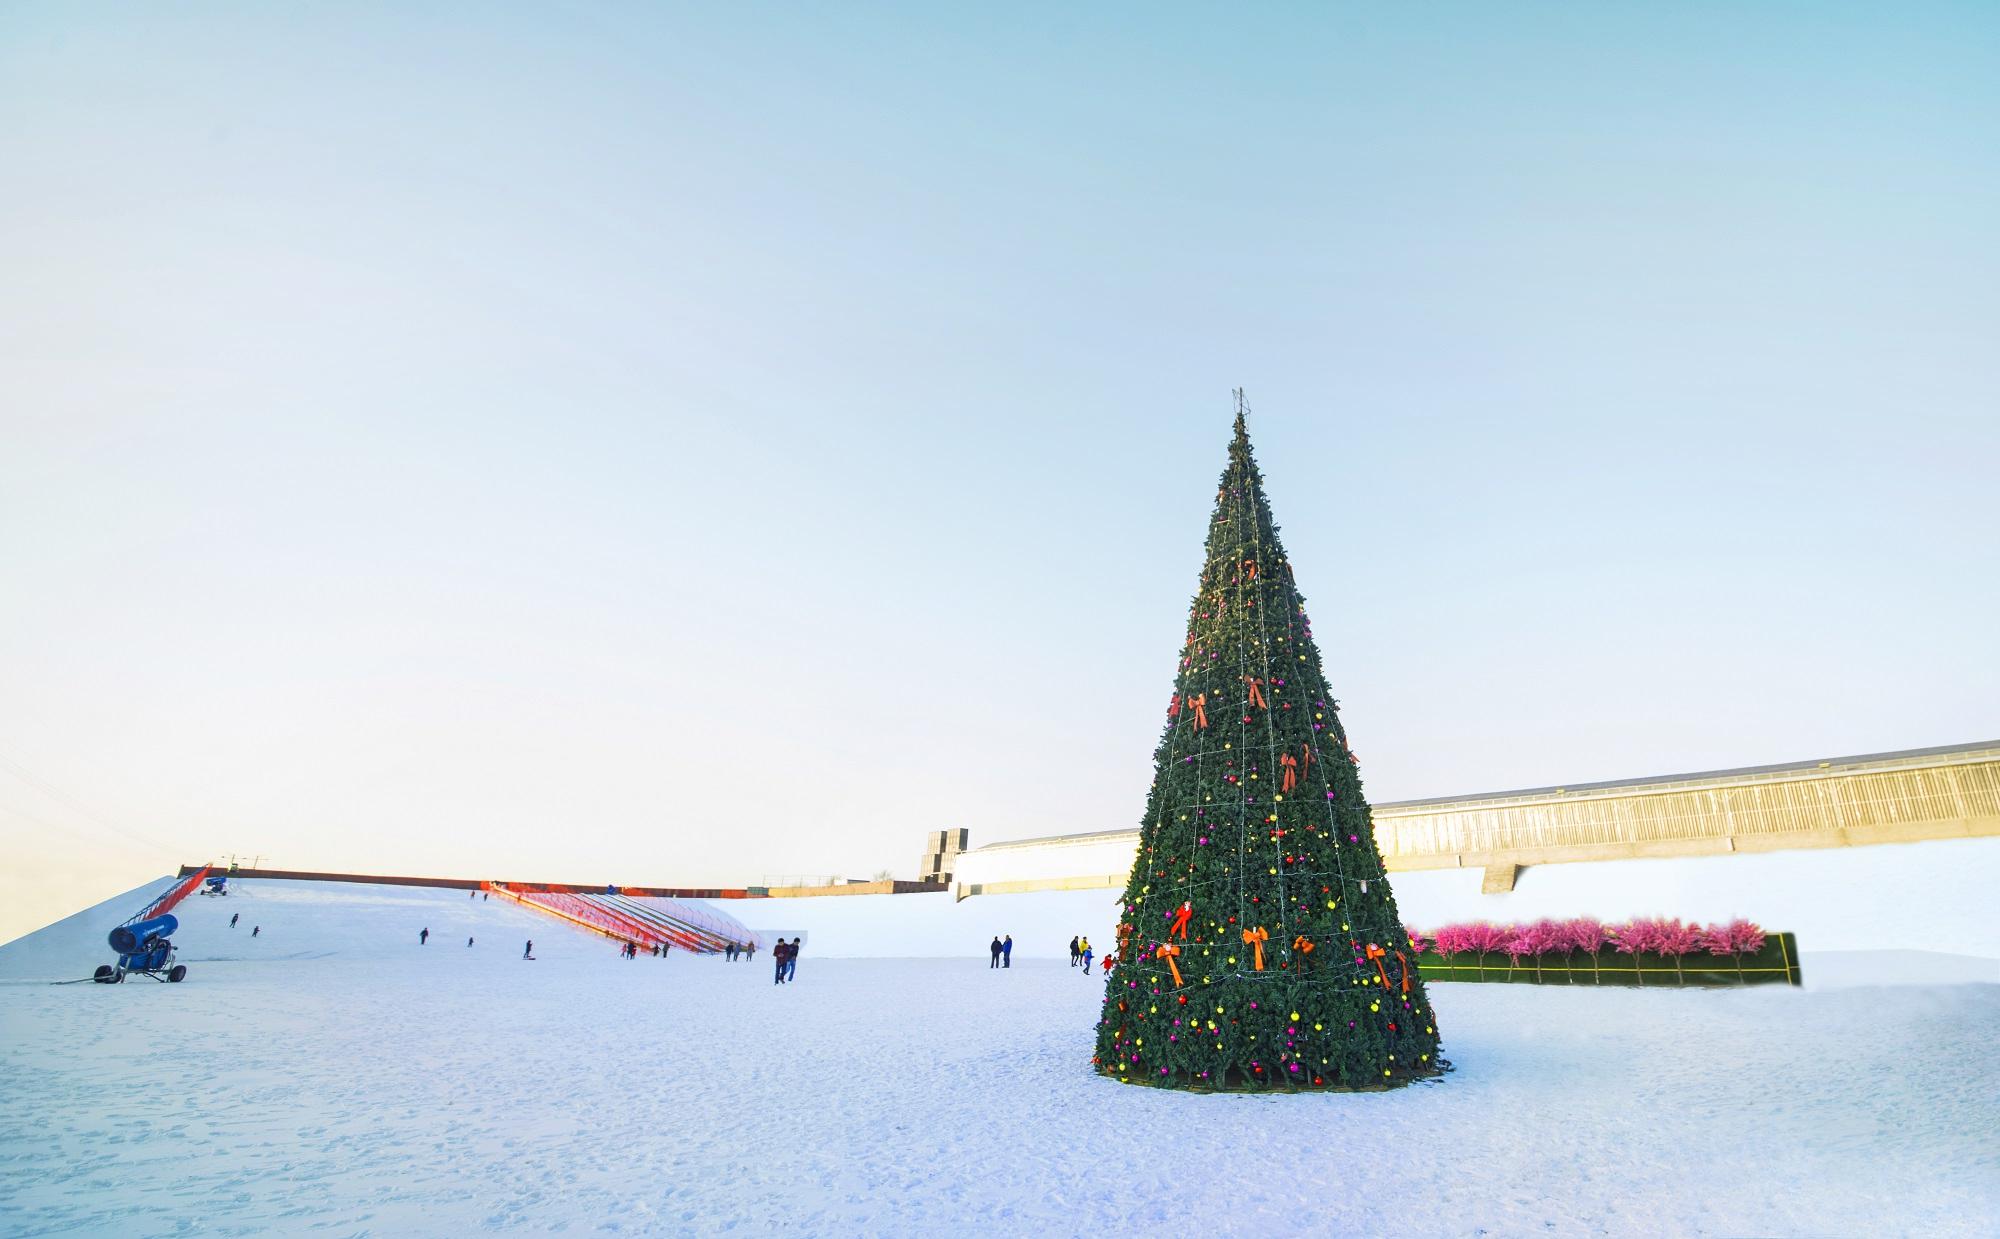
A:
[96,913,187,983]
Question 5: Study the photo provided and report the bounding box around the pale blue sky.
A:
[3,4,1996,940]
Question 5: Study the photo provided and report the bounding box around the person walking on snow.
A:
[1069,936,1080,967]
[772,939,791,985]
[467,936,474,947]
[1003,934,1013,968]
[785,937,800,982]
[523,940,534,959]
[990,936,1003,968]
[1080,937,1093,973]
[420,928,429,945]
[252,926,260,937]
[230,913,239,929]
[746,941,756,963]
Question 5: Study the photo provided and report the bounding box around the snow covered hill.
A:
[1,878,1996,1236]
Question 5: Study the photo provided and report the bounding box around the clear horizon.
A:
[4,3,1996,944]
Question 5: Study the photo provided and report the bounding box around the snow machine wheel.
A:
[93,964,115,982]
[110,969,125,983]
[168,965,188,983]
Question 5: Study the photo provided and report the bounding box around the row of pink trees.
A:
[1409,918,1768,982]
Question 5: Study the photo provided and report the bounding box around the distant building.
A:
[917,829,969,885]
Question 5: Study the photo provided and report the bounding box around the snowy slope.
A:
[17,836,1999,973]
[0,876,582,981]
[2,878,1997,1236]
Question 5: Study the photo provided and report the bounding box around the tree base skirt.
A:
[1095,1063,1446,1093]
[1417,933,1801,987]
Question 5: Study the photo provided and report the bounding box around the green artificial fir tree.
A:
[1095,396,1444,1091]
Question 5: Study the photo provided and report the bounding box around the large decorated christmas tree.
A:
[1095,397,1444,1091]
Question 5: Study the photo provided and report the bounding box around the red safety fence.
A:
[488,885,758,954]
[603,894,739,952]
[490,885,670,950]
[139,865,212,921]
[603,897,716,952]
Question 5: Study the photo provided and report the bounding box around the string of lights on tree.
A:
[1095,393,1447,1091]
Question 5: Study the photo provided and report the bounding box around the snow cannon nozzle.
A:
[109,914,178,955]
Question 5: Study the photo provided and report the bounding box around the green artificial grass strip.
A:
[1416,933,1801,987]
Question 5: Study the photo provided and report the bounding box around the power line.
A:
[0,746,186,859]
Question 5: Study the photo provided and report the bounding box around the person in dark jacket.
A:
[772,939,791,985]
[252,926,260,937]
[990,936,1003,968]
[420,928,429,945]
[523,940,534,959]
[784,938,801,982]
[1069,936,1081,967]
[230,913,240,928]
[467,936,474,947]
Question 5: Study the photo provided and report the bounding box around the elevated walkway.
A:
[953,740,2000,898]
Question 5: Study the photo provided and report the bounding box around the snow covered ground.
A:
[2,879,1997,1236]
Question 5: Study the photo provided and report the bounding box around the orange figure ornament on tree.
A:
[1242,926,1269,971]
[1364,943,1392,991]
